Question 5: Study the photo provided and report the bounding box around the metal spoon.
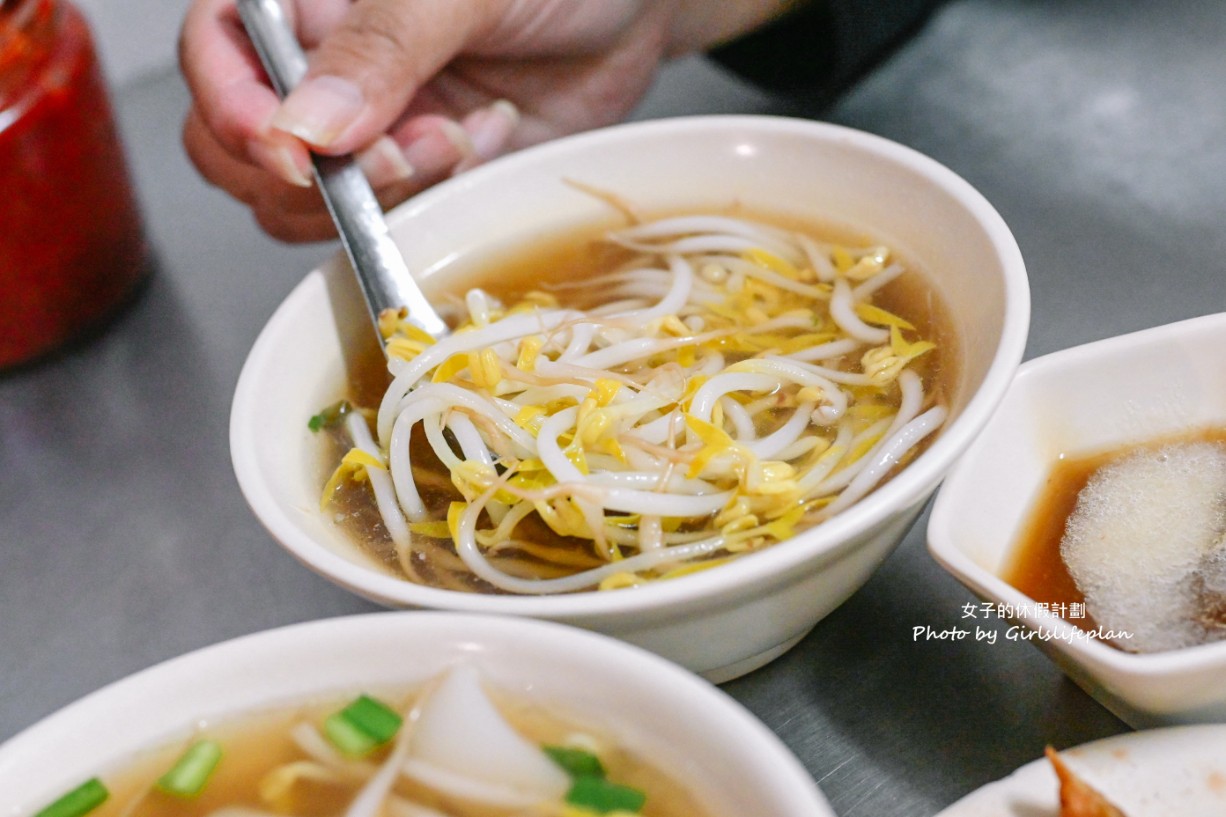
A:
[236,0,448,340]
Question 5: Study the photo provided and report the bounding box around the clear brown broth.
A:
[75,685,708,817]
[322,209,961,591]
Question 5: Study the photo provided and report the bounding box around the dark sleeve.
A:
[708,0,947,95]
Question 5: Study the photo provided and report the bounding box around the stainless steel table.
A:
[4,1,1223,814]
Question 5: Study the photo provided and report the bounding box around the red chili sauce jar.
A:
[0,0,149,369]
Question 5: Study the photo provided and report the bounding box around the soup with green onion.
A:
[33,665,707,817]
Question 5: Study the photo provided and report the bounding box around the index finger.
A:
[179,0,277,151]
[178,0,312,184]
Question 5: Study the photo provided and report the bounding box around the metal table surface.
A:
[3,1,1223,814]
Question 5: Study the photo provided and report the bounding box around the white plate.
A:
[937,726,1226,816]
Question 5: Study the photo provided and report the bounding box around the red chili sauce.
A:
[0,0,149,368]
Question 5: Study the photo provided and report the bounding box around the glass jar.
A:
[0,0,149,369]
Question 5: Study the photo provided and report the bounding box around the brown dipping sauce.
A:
[1003,428,1226,645]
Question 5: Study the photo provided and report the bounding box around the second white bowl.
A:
[0,613,832,817]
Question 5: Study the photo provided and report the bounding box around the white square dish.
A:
[928,312,1226,727]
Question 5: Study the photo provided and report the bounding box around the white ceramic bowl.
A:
[928,312,1226,728]
[0,612,833,817]
[231,115,1030,682]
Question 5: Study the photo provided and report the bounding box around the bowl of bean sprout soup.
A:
[231,115,1030,681]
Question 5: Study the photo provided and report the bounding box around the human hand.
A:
[180,0,697,242]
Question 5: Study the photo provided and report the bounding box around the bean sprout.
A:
[320,214,946,594]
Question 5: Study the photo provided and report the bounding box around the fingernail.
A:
[271,75,365,147]
[357,136,415,186]
[247,138,312,187]
[467,99,519,160]
[402,120,473,176]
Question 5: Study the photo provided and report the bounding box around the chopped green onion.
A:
[545,744,643,813]
[35,778,108,817]
[323,712,379,757]
[323,694,403,757]
[308,400,352,432]
[543,745,606,778]
[156,739,222,798]
[340,694,403,741]
[565,776,647,814]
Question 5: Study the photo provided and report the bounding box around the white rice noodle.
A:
[403,384,537,454]
[797,232,836,283]
[745,402,816,460]
[453,489,729,594]
[821,405,945,516]
[346,412,411,549]
[612,214,795,245]
[464,288,498,326]
[388,398,452,522]
[609,216,802,263]
[773,434,825,462]
[638,515,664,552]
[379,309,582,442]
[343,699,420,817]
[774,359,877,387]
[719,395,756,441]
[604,254,694,323]
[534,407,585,483]
[289,722,377,777]
[446,412,493,467]
[422,414,463,473]
[829,278,889,344]
[568,335,693,372]
[853,262,904,300]
[726,357,849,423]
[688,373,780,423]
[786,337,861,363]
[797,422,854,493]
[694,350,726,376]
[583,470,717,495]
[802,419,891,497]
[805,371,932,507]
[536,407,731,517]
[446,412,507,525]
[338,213,947,595]
[558,320,597,361]
[704,254,831,299]
[621,410,681,447]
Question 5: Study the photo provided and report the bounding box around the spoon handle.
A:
[236,0,448,339]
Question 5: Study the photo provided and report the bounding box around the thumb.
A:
[270,0,485,154]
